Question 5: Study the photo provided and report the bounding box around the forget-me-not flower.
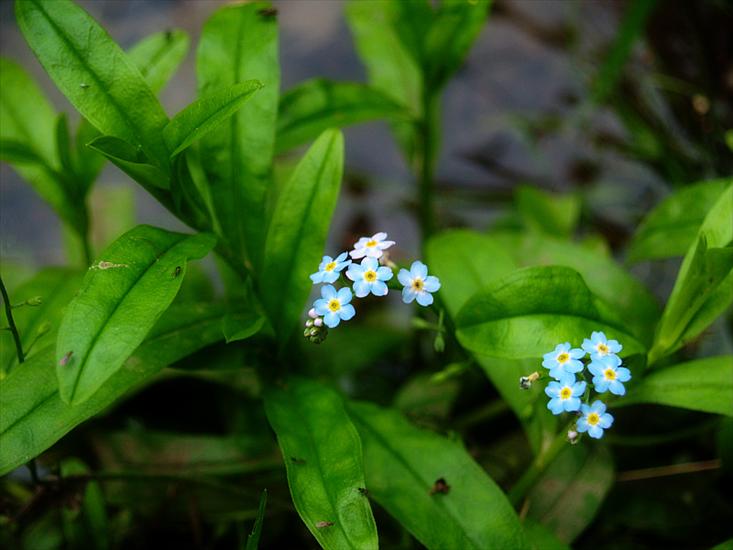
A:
[582,331,622,361]
[398,261,441,306]
[542,343,585,379]
[310,252,351,284]
[588,355,631,396]
[577,400,614,439]
[349,232,395,260]
[545,373,586,415]
[346,257,393,297]
[313,285,355,328]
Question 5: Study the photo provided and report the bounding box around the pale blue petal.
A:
[402,287,416,304]
[588,361,603,376]
[581,339,594,354]
[353,280,370,297]
[593,377,608,392]
[323,271,339,284]
[322,285,337,300]
[335,260,351,271]
[346,264,363,281]
[314,299,329,316]
[545,383,560,398]
[558,342,571,352]
[572,381,587,396]
[591,331,605,344]
[565,359,584,373]
[608,340,622,354]
[599,413,614,429]
[337,287,353,304]
[577,417,589,432]
[569,348,585,359]
[397,269,412,286]
[339,304,355,320]
[548,366,565,380]
[548,399,564,415]
[372,231,387,241]
[365,247,382,258]
[362,257,379,271]
[410,261,428,279]
[335,252,348,263]
[423,276,441,292]
[588,426,604,439]
[372,280,388,296]
[580,403,592,415]
[590,400,606,414]
[609,380,626,396]
[616,367,631,382]
[376,266,393,281]
[324,312,340,328]
[416,291,434,307]
[310,272,323,283]
[565,397,581,412]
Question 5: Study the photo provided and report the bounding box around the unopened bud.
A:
[308,308,318,319]
[567,429,579,444]
[37,321,52,335]
[313,317,323,327]
[305,319,314,328]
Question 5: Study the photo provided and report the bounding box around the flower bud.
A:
[308,308,318,319]
[313,317,323,327]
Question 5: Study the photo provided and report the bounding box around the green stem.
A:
[417,90,438,246]
[508,421,572,507]
[81,232,93,267]
[0,275,24,365]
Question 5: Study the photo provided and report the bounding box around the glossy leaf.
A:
[348,400,527,549]
[87,135,170,192]
[197,1,280,269]
[526,445,614,543]
[0,301,226,475]
[127,29,190,94]
[621,356,733,416]
[261,129,344,341]
[276,79,405,153]
[16,0,170,170]
[456,266,645,359]
[0,268,83,375]
[164,81,263,157]
[264,378,378,550]
[628,179,731,262]
[56,225,216,404]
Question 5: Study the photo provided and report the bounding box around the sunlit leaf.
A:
[127,29,190,95]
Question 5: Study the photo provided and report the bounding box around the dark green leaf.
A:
[0,138,46,165]
[261,129,344,341]
[348,400,527,549]
[164,81,263,157]
[456,266,646,359]
[264,378,378,550]
[223,311,265,343]
[197,1,280,269]
[0,301,226,475]
[276,78,406,153]
[515,185,581,239]
[246,489,268,550]
[56,225,216,404]
[16,0,170,170]
[628,179,731,262]
[127,29,189,94]
[73,118,104,192]
[621,356,733,416]
[55,113,75,178]
[87,135,170,192]
[526,445,614,543]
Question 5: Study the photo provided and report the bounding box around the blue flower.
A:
[582,331,622,361]
[577,400,614,439]
[398,261,441,306]
[313,285,355,328]
[349,232,395,260]
[545,373,586,415]
[588,355,631,396]
[310,252,351,284]
[542,342,585,379]
[346,257,393,297]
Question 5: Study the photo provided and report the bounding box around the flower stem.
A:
[417,90,439,247]
[0,275,24,365]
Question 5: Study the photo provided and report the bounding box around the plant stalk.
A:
[0,275,24,365]
[417,90,439,247]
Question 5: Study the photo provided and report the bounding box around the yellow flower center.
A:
[587,412,600,426]
[560,387,572,399]
[597,343,609,354]
[603,368,616,380]
[411,278,424,291]
[364,270,377,282]
[366,240,377,247]
[327,299,341,312]
[324,261,337,272]
[557,352,569,364]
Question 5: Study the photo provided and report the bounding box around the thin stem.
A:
[417,90,438,246]
[81,231,93,267]
[616,459,721,482]
[0,275,24,365]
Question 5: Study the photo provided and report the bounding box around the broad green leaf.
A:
[276,78,406,154]
[246,489,268,550]
[261,129,344,341]
[264,378,378,550]
[0,301,226,475]
[16,0,170,171]
[621,356,733,416]
[348,400,527,549]
[127,29,190,94]
[87,136,170,192]
[515,185,581,239]
[197,1,280,269]
[345,0,421,159]
[526,445,614,543]
[651,184,733,361]
[628,179,731,262]
[164,81,263,157]
[56,225,216,404]
[0,268,84,375]
[456,266,645,359]
[0,138,47,165]
[223,310,266,343]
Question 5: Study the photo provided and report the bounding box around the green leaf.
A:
[456,266,646,359]
[264,378,378,550]
[0,138,47,165]
[261,129,344,341]
[56,225,216,405]
[0,268,84,375]
[197,1,280,269]
[621,356,733,416]
[276,79,406,153]
[0,301,226,475]
[60,458,110,550]
[526,445,614,543]
[127,29,190,94]
[628,179,731,262]
[55,113,75,178]
[246,489,268,550]
[651,184,733,361]
[223,310,266,343]
[515,185,581,239]
[87,135,170,192]
[16,0,170,171]
[347,400,527,549]
[164,81,263,158]
[523,520,570,550]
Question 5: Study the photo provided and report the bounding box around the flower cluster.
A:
[305,232,441,342]
[525,331,630,440]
